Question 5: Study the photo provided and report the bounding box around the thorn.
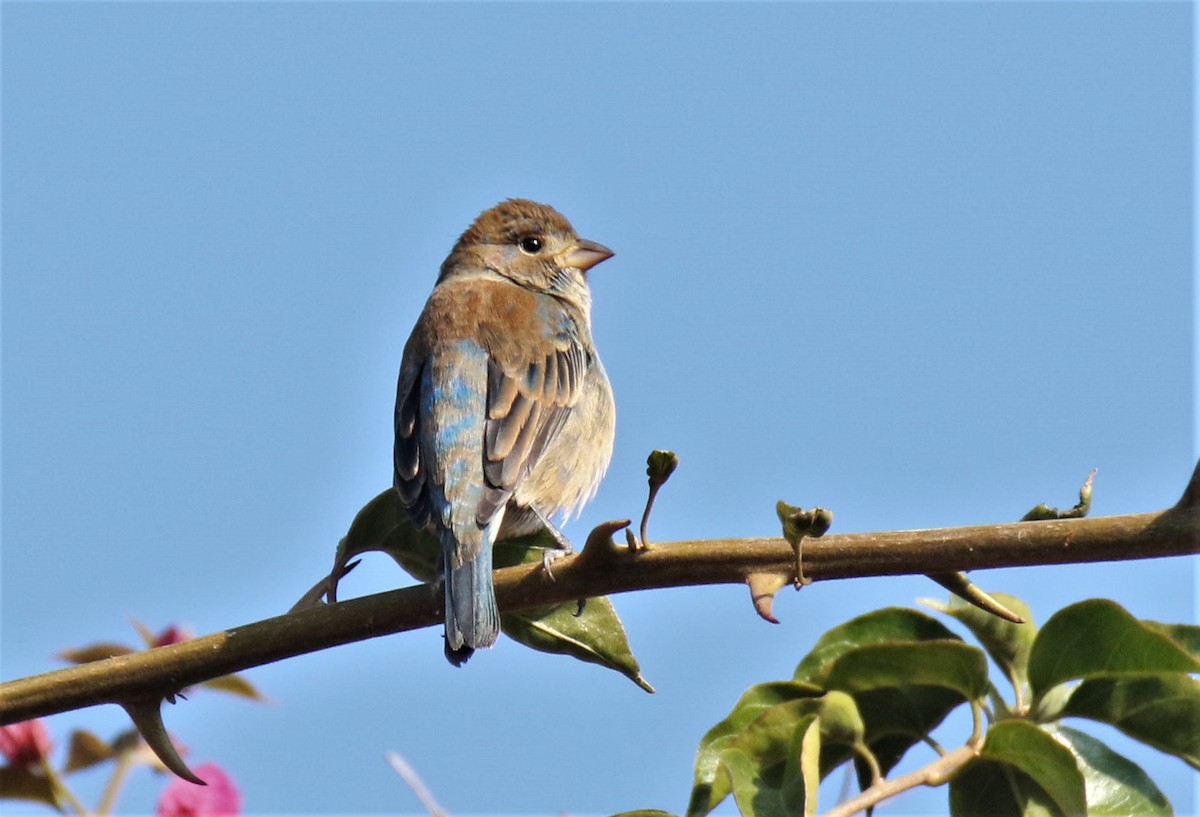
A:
[326,556,361,605]
[926,572,1025,623]
[121,699,205,784]
[747,573,789,623]
[624,527,644,552]
[1177,458,1200,510]
[577,518,632,565]
[290,558,360,613]
[289,578,330,613]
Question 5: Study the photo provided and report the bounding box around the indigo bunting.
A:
[394,199,616,665]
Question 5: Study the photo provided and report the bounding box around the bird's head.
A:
[440,199,613,306]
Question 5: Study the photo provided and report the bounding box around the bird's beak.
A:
[560,239,614,272]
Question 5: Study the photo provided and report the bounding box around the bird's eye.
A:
[517,235,544,255]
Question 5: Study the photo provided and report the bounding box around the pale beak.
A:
[560,238,614,272]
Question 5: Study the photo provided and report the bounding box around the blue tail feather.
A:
[442,529,499,664]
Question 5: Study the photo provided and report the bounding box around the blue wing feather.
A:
[393,286,598,659]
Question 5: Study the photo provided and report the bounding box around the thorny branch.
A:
[2,460,1197,741]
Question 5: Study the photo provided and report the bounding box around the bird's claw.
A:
[541,547,571,581]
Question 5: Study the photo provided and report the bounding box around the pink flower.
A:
[0,719,52,767]
[156,762,241,817]
[153,625,191,648]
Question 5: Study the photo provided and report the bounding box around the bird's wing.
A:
[394,351,432,530]
[476,306,590,525]
[394,281,591,536]
[397,336,495,552]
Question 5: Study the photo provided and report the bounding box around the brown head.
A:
[438,199,613,302]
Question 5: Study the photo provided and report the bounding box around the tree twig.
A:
[387,752,447,817]
[2,460,1197,725]
[822,704,987,817]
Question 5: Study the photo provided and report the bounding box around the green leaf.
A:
[1028,600,1200,700]
[0,767,59,808]
[719,745,776,817]
[63,728,115,773]
[200,672,269,702]
[500,597,652,693]
[108,728,143,755]
[687,682,822,817]
[132,618,158,648]
[827,642,988,796]
[812,690,864,746]
[1062,673,1200,770]
[733,695,863,772]
[1020,469,1094,521]
[794,607,961,685]
[793,610,983,794]
[949,721,1085,817]
[852,684,966,781]
[1145,622,1200,661]
[1032,682,1074,724]
[949,757,1065,817]
[610,811,678,817]
[719,713,819,817]
[335,489,439,582]
[689,692,863,817]
[492,536,652,691]
[342,492,561,583]
[57,642,134,664]
[781,716,821,817]
[330,490,649,689]
[1044,725,1172,817]
[980,722,1087,815]
[931,592,1035,692]
[824,641,990,701]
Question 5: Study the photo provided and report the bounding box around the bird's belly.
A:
[509,362,615,527]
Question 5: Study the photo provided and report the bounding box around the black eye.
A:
[518,235,544,255]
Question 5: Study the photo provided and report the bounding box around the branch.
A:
[822,702,987,817]
[3,460,1197,727]
[824,743,980,817]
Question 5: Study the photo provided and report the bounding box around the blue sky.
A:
[2,3,1195,815]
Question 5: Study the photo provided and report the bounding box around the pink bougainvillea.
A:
[0,719,52,767]
[156,762,241,817]
[153,624,191,647]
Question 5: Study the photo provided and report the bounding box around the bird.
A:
[393,199,616,665]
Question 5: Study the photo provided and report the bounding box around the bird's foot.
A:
[541,546,573,581]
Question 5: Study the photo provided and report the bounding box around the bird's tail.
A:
[442,527,500,666]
